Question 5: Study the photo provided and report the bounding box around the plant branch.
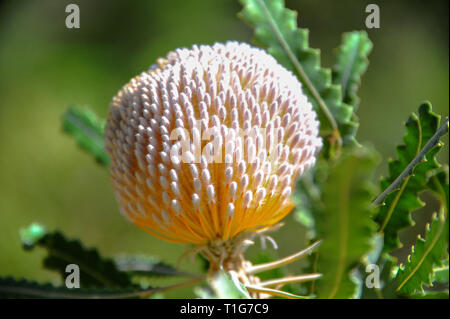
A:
[372,116,449,206]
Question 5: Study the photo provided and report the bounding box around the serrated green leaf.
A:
[19,223,47,246]
[239,0,356,154]
[428,168,449,286]
[114,254,196,278]
[20,223,132,288]
[375,103,445,253]
[0,276,158,299]
[428,167,449,214]
[62,106,110,166]
[395,184,449,295]
[332,31,372,111]
[360,253,399,299]
[312,147,379,298]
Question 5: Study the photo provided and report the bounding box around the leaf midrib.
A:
[46,245,120,288]
[396,209,446,292]
[254,0,339,133]
[340,34,362,101]
[327,161,352,298]
[66,111,105,150]
[379,119,423,233]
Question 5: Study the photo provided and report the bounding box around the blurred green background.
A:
[0,0,448,298]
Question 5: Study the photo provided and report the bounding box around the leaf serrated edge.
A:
[0,276,201,299]
[238,0,355,154]
[396,210,448,293]
[62,106,110,166]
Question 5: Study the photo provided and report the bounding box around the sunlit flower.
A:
[105,42,321,252]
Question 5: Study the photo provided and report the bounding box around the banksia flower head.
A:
[105,42,321,273]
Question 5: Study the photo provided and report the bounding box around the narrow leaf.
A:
[239,0,356,153]
[395,166,449,295]
[20,223,132,288]
[395,210,449,295]
[374,103,446,253]
[313,146,379,298]
[428,168,449,214]
[62,106,110,166]
[332,31,372,111]
[0,276,190,299]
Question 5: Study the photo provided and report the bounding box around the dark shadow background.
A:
[0,0,448,297]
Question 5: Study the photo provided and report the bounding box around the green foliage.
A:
[428,168,449,213]
[20,223,132,288]
[200,271,250,299]
[239,0,357,154]
[0,276,158,299]
[394,166,449,296]
[311,147,379,298]
[432,258,449,284]
[395,211,449,295]
[360,253,399,299]
[114,254,195,278]
[374,103,444,253]
[62,106,110,166]
[332,31,372,111]
[1,0,448,301]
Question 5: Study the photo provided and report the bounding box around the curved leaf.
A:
[332,31,372,111]
[0,276,188,299]
[239,0,356,155]
[395,167,449,295]
[20,223,132,288]
[62,106,109,166]
[374,103,445,253]
[313,147,379,298]
[395,210,449,295]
